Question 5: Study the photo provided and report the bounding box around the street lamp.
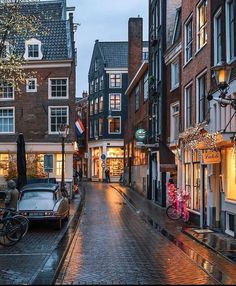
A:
[58,123,69,197]
[207,61,235,109]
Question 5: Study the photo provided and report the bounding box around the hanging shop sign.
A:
[135,128,147,142]
[202,150,221,164]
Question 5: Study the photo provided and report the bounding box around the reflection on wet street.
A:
[56,183,217,285]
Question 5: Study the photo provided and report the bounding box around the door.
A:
[203,165,208,227]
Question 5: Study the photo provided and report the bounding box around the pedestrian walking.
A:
[105,168,110,183]
[4,180,19,211]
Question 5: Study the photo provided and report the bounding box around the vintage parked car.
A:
[17,183,70,229]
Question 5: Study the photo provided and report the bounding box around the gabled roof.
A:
[98,41,128,68]
[0,0,72,61]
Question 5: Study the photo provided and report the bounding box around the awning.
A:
[159,140,177,172]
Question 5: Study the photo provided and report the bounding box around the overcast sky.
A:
[68,0,148,97]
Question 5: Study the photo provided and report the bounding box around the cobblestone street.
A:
[56,183,217,285]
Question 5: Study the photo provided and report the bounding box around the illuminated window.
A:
[109,93,121,111]
[226,148,236,201]
[56,154,62,176]
[197,0,207,50]
[99,96,103,112]
[0,154,9,176]
[109,117,121,134]
[109,74,121,88]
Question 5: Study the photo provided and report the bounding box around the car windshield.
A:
[21,191,54,200]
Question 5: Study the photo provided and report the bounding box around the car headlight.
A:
[20,212,28,216]
[44,212,53,216]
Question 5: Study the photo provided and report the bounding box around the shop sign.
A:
[202,150,221,164]
[135,128,147,142]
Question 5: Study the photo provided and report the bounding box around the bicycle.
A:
[0,208,29,238]
[166,183,190,223]
[0,212,24,247]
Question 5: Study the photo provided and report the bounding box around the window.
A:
[226,213,235,237]
[0,108,14,133]
[94,97,99,114]
[100,76,104,90]
[26,78,37,92]
[109,117,121,134]
[56,154,62,176]
[226,0,236,62]
[170,103,179,142]
[90,100,94,115]
[49,106,68,134]
[0,41,11,59]
[144,73,148,101]
[185,17,193,63]
[89,120,93,138]
[90,81,94,94]
[99,118,103,136]
[214,9,222,65]
[171,60,179,90]
[109,93,121,111]
[197,72,207,123]
[99,96,103,112]
[94,119,98,138]
[95,78,99,92]
[185,84,192,128]
[94,59,98,71]
[49,78,68,99]
[109,73,121,88]
[197,0,207,50]
[142,47,149,61]
[0,81,14,100]
[158,42,162,81]
[24,38,43,60]
[193,162,200,211]
[135,85,140,111]
[0,154,9,176]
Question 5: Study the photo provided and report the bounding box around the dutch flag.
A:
[75,119,85,136]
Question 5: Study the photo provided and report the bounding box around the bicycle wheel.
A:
[13,215,29,237]
[5,217,23,243]
[0,218,23,246]
[166,205,181,220]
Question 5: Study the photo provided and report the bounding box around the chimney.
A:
[128,17,143,82]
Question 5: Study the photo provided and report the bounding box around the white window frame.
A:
[109,93,121,111]
[171,59,179,90]
[24,38,43,60]
[170,102,179,143]
[108,116,121,134]
[48,106,69,135]
[214,8,222,65]
[26,78,37,93]
[196,69,207,124]
[0,80,14,101]
[196,0,207,51]
[184,82,193,129]
[109,73,122,88]
[225,0,236,63]
[184,15,193,64]
[0,106,15,134]
[48,78,69,99]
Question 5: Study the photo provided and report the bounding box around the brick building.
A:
[124,17,149,196]
[0,0,77,195]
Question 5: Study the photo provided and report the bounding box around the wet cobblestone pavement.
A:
[56,183,217,285]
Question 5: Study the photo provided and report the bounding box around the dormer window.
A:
[0,41,11,59]
[24,38,43,60]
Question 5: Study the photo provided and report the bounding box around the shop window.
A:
[56,154,62,176]
[193,162,200,212]
[0,153,9,176]
[226,212,235,237]
[226,148,236,200]
[106,147,124,177]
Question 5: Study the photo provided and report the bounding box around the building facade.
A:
[124,17,149,196]
[88,40,128,182]
[0,0,77,195]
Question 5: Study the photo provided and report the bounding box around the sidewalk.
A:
[111,183,236,285]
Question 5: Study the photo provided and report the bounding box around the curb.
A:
[30,188,85,285]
